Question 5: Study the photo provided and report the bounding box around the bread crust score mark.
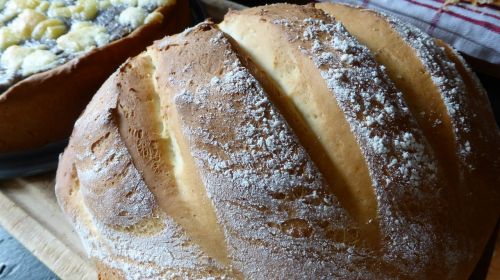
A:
[219,7,380,249]
[157,23,363,278]
[221,5,458,277]
[56,45,237,279]
[55,3,500,280]
[0,0,189,153]
[319,3,500,276]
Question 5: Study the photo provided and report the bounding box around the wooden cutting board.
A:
[0,173,96,279]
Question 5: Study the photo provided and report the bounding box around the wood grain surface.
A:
[0,173,96,279]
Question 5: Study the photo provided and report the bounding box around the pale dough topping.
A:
[0,0,172,92]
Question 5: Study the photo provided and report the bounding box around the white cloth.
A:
[320,0,500,65]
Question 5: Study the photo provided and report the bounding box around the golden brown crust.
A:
[318,3,500,277]
[116,51,230,264]
[220,7,378,246]
[96,261,126,280]
[436,38,500,272]
[148,22,364,278]
[56,39,238,278]
[221,5,458,277]
[0,0,190,153]
[56,4,499,279]
[317,2,462,199]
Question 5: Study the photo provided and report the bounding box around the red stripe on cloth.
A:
[484,4,500,11]
[456,3,500,17]
[428,0,500,20]
[351,0,498,53]
[405,0,500,33]
[428,7,444,35]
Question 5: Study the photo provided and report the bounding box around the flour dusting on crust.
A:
[387,15,475,168]
[171,26,378,279]
[54,4,498,279]
[272,11,459,275]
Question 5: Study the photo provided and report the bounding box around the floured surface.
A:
[317,3,500,276]
[0,174,97,279]
[55,51,235,278]
[220,9,379,244]
[53,3,500,280]
[159,25,373,278]
[221,5,461,277]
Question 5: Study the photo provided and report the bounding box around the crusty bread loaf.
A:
[0,0,189,153]
[55,4,499,279]
[317,3,500,275]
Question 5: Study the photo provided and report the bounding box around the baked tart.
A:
[0,0,189,152]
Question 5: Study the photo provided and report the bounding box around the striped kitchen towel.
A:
[319,0,500,68]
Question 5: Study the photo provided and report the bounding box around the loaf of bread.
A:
[0,0,189,153]
[55,3,499,279]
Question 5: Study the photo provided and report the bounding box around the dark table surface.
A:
[0,226,58,280]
